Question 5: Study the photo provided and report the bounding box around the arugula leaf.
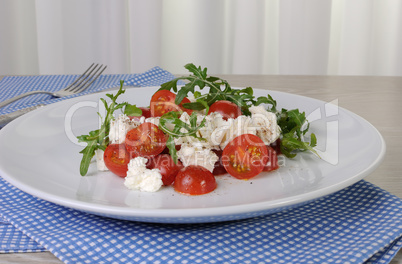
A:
[159,99,209,163]
[160,63,319,159]
[159,63,254,113]
[254,94,277,112]
[77,80,129,176]
[276,108,319,158]
[281,133,319,157]
[123,104,142,116]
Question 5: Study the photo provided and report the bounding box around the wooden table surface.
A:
[0,75,401,263]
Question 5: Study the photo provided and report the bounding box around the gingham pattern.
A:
[0,176,401,263]
[0,220,44,253]
[0,66,176,115]
[0,72,401,263]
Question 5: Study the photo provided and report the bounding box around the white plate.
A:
[0,87,385,223]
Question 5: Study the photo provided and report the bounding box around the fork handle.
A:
[0,91,53,108]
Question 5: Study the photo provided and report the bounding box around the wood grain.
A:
[1,75,400,263]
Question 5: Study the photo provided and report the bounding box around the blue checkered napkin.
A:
[0,177,401,264]
[0,219,44,253]
[0,66,176,116]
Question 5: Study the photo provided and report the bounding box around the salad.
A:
[78,64,318,195]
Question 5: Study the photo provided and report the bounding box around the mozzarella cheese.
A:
[95,149,108,171]
[218,115,258,148]
[124,157,163,192]
[145,116,160,127]
[249,105,280,144]
[109,114,141,144]
[171,107,279,149]
[173,112,205,146]
[173,112,227,149]
[177,143,219,173]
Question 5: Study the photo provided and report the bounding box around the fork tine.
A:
[67,64,103,93]
[63,63,96,92]
[70,64,107,93]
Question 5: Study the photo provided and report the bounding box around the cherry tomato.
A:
[208,100,242,120]
[129,107,151,121]
[212,149,227,176]
[269,138,281,155]
[161,144,182,154]
[125,122,167,158]
[147,154,183,185]
[263,146,279,172]
[174,165,217,195]
[103,144,130,177]
[222,134,268,180]
[150,90,192,117]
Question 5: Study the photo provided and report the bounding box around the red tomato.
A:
[103,144,130,177]
[161,144,182,154]
[150,90,192,117]
[147,154,183,185]
[174,165,217,195]
[208,100,242,120]
[263,146,279,172]
[129,107,151,121]
[179,97,193,115]
[211,149,227,176]
[269,138,281,155]
[222,134,268,180]
[125,122,167,158]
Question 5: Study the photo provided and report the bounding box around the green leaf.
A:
[310,133,317,148]
[255,94,277,112]
[193,91,202,98]
[233,87,253,96]
[166,136,177,163]
[181,102,205,111]
[79,142,98,176]
[287,109,306,128]
[124,104,142,116]
[160,79,180,92]
[77,80,129,176]
[158,99,209,163]
[175,79,199,104]
[184,63,207,79]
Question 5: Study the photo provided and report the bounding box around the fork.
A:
[0,63,107,108]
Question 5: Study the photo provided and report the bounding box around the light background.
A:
[1,0,401,76]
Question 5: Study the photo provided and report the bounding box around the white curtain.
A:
[1,0,401,76]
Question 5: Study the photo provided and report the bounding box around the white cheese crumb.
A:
[145,116,160,127]
[177,143,219,172]
[249,105,281,144]
[109,114,141,144]
[173,112,205,146]
[173,112,227,150]
[218,115,257,149]
[124,157,163,192]
[95,149,108,171]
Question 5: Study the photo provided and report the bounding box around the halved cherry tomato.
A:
[263,146,279,172]
[150,90,192,117]
[212,149,227,176]
[125,122,167,158]
[161,144,182,154]
[103,144,130,177]
[222,134,268,180]
[208,100,242,120]
[174,165,217,195]
[129,107,151,121]
[179,97,193,115]
[269,138,281,155]
[147,154,183,185]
